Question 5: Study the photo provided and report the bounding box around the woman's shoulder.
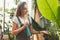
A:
[28,16,32,23]
[12,16,18,24]
[28,16,32,19]
[13,16,18,20]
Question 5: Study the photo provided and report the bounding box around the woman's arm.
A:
[12,22,28,35]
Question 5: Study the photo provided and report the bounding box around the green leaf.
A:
[37,0,60,27]
[47,0,58,17]
[57,6,60,26]
[37,0,58,22]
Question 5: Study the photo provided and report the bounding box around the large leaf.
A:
[37,0,60,27]
[57,6,60,26]
[47,0,58,17]
[37,0,58,22]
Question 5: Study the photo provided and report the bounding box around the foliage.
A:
[36,0,60,27]
[36,0,60,40]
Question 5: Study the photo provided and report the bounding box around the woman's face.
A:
[22,4,28,15]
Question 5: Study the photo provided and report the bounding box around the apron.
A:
[16,16,30,40]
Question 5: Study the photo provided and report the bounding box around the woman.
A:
[12,2,49,40]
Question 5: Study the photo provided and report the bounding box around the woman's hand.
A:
[23,22,29,28]
[40,31,50,35]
